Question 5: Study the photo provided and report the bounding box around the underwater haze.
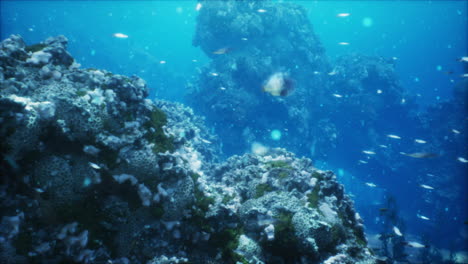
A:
[0,0,467,263]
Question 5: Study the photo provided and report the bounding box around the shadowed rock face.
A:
[0,35,376,264]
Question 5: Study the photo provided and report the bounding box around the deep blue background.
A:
[1,0,467,254]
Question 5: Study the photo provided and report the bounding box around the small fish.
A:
[34,187,45,193]
[337,13,350,17]
[338,42,350,45]
[457,157,468,163]
[414,139,426,144]
[405,241,427,248]
[195,2,202,11]
[262,72,295,97]
[332,94,343,98]
[452,129,460,134]
[461,73,468,78]
[212,47,231,55]
[417,214,430,220]
[420,184,434,190]
[458,56,468,62]
[358,160,368,164]
[257,9,267,13]
[159,60,166,64]
[362,150,376,155]
[426,173,435,177]
[113,33,129,39]
[393,226,403,236]
[328,70,338,76]
[210,72,219,76]
[241,37,248,41]
[401,152,438,159]
[220,87,226,90]
[89,162,101,170]
[387,134,401,139]
[376,89,383,94]
[365,182,377,188]
[379,145,388,148]
[200,138,212,144]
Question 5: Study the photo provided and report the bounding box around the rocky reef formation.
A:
[189,0,331,156]
[0,35,376,264]
[188,1,468,248]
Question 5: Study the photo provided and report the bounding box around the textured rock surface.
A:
[0,35,376,263]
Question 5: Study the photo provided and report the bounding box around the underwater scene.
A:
[0,0,467,263]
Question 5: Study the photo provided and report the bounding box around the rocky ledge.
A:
[0,35,375,264]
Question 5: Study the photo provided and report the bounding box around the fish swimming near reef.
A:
[262,72,295,97]
[400,152,438,158]
[212,47,231,55]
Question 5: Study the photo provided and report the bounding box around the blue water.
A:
[2,0,467,260]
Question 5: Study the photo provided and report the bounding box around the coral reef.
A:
[0,35,375,263]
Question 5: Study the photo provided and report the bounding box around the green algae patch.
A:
[255,183,273,198]
[209,227,245,263]
[307,185,320,208]
[261,211,301,261]
[144,108,175,154]
[265,160,292,169]
[25,43,47,53]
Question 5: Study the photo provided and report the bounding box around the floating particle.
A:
[196,3,202,11]
[270,129,282,141]
[362,17,373,27]
[90,49,96,56]
[436,65,442,71]
[414,77,420,82]
[377,89,382,94]
[113,33,129,39]
[251,142,269,155]
[83,178,92,187]
[176,7,183,14]
[337,13,350,17]
[159,60,166,64]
